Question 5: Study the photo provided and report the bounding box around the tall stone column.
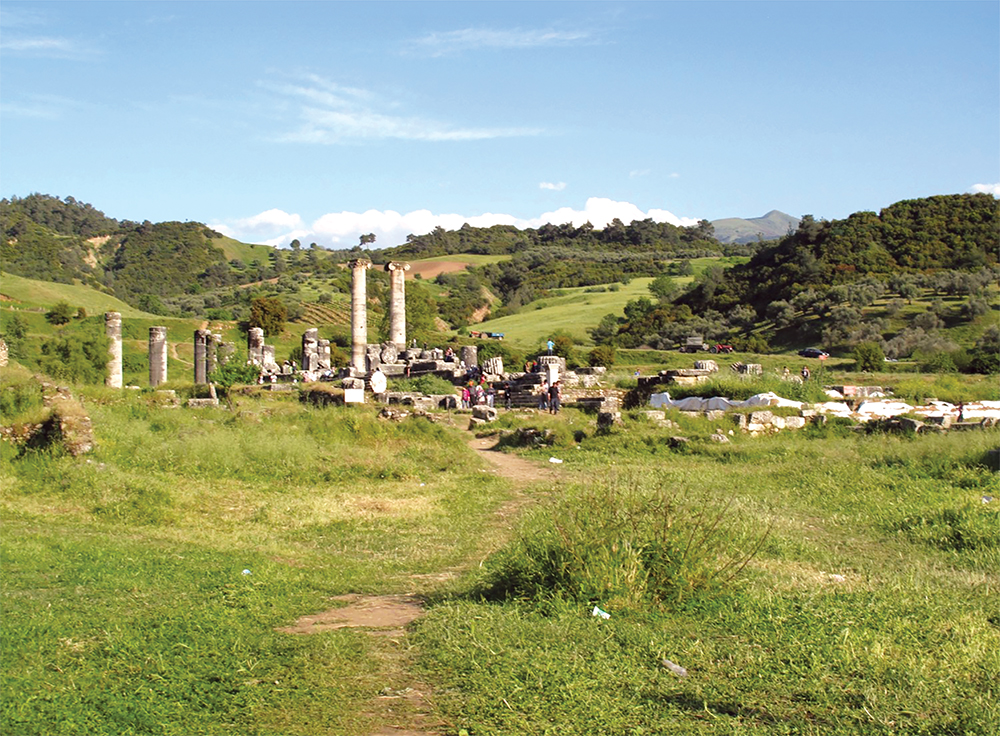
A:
[149,326,168,387]
[206,333,219,377]
[349,259,372,373]
[194,330,210,384]
[105,312,122,388]
[385,261,410,350]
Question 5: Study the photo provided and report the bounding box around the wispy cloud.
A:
[408,27,595,57]
[0,93,85,120]
[540,182,566,191]
[969,183,1000,196]
[214,198,699,249]
[262,72,543,144]
[0,35,97,59]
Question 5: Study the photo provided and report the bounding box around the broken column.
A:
[105,312,122,389]
[248,328,265,366]
[149,326,168,387]
[194,329,210,384]
[460,345,478,369]
[302,328,319,371]
[385,261,410,350]
[206,333,220,378]
[317,339,331,370]
[350,259,372,373]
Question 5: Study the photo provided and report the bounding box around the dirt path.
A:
[278,432,562,735]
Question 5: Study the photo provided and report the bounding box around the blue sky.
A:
[2,1,997,248]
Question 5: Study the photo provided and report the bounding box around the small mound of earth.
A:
[277,594,425,636]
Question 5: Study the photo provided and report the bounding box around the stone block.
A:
[749,410,775,425]
[784,416,807,430]
[472,405,499,422]
[704,410,726,422]
[710,433,730,443]
[732,413,748,429]
[642,410,666,422]
[771,416,786,429]
[344,388,365,404]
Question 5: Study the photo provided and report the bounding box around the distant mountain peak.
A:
[711,210,799,244]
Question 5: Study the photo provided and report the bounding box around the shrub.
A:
[475,471,770,610]
[853,341,885,372]
[588,345,616,367]
[45,302,74,325]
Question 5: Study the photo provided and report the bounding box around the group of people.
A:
[460,380,496,409]
[537,379,562,414]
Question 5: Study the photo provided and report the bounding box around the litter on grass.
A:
[662,659,688,677]
[592,606,611,619]
[549,457,563,464]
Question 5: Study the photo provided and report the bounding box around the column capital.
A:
[384,261,411,272]
[348,258,373,270]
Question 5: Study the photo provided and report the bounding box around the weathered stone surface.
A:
[186,398,220,408]
[784,416,807,430]
[642,410,666,422]
[0,338,7,368]
[460,345,478,368]
[749,410,775,425]
[732,413,748,429]
[482,356,504,375]
[694,360,719,372]
[105,312,123,388]
[472,405,499,422]
[898,417,924,433]
[342,377,365,390]
[771,416,786,430]
[704,410,725,422]
[380,342,399,365]
[710,433,730,443]
[149,326,168,387]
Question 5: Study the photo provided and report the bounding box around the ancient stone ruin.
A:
[105,312,123,389]
[149,326,168,387]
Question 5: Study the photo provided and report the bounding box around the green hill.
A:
[0,271,152,318]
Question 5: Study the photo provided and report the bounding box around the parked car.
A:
[798,347,829,359]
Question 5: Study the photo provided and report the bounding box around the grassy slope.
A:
[473,256,747,349]
[214,236,275,265]
[0,272,150,318]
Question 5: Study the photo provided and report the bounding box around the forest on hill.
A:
[2,192,998,373]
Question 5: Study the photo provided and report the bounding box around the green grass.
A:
[1,388,525,735]
[0,272,153,318]
[3,351,999,734]
[474,278,656,347]
[416,426,1000,735]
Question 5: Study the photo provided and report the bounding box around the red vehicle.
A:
[709,344,734,354]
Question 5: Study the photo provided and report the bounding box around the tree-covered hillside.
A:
[683,194,999,314]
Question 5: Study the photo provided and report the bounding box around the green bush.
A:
[588,344,616,367]
[475,471,770,610]
[853,341,885,372]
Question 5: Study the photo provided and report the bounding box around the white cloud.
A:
[629,169,650,178]
[215,198,699,249]
[262,72,543,144]
[408,27,593,57]
[969,183,1000,196]
[539,182,566,191]
[0,35,96,59]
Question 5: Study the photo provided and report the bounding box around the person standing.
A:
[549,381,561,414]
[538,379,549,411]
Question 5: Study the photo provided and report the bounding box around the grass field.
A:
[474,279,656,347]
[0,272,151,318]
[2,360,998,735]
